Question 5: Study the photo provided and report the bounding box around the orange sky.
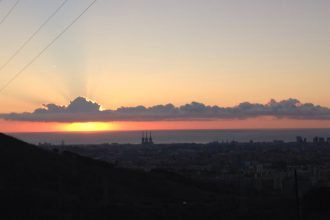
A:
[0,1,329,132]
[2,117,330,133]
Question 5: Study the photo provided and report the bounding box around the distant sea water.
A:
[8,129,330,145]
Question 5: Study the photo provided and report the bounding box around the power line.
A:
[0,0,97,93]
[0,0,70,72]
[0,0,21,26]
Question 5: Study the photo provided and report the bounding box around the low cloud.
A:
[1,97,330,122]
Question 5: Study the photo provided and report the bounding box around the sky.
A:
[0,0,329,132]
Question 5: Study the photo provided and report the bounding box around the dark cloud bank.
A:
[1,97,330,122]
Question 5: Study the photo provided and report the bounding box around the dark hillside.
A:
[0,133,226,220]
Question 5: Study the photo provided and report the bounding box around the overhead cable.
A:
[0,0,97,93]
[0,0,70,72]
[0,0,21,26]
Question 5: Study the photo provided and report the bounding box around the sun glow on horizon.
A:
[63,122,114,132]
[2,118,330,133]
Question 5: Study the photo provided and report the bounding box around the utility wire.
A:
[0,0,20,26]
[0,0,97,93]
[0,0,70,72]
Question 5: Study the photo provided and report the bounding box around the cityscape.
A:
[0,0,329,219]
[31,132,330,219]
[38,132,330,196]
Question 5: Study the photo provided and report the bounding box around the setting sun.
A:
[63,122,113,132]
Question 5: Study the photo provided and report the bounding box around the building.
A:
[141,131,154,145]
[296,136,307,144]
[313,136,326,144]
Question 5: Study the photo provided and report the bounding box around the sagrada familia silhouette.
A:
[141,131,153,145]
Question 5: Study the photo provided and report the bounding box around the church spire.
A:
[141,131,145,144]
[141,131,154,145]
[149,131,153,144]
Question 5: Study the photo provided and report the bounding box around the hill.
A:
[0,133,230,220]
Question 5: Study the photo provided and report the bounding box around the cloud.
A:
[1,97,330,122]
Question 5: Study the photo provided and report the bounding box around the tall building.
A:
[141,131,146,145]
[141,131,154,145]
[296,136,307,143]
[313,136,325,143]
[148,131,153,144]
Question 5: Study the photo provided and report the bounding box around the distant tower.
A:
[141,132,146,145]
[148,131,153,144]
[141,131,154,145]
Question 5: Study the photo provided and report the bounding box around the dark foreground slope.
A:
[0,133,230,220]
[1,133,327,220]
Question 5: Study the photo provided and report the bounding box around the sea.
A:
[8,128,330,145]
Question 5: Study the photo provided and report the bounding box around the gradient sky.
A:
[0,0,329,131]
